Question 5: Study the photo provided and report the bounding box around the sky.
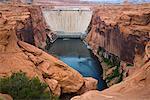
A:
[80,0,150,3]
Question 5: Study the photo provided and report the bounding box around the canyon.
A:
[86,4,150,86]
[0,1,150,100]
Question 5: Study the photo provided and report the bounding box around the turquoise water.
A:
[47,39,107,90]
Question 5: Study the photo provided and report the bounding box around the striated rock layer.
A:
[28,6,50,48]
[86,4,150,64]
[85,4,150,86]
[0,4,51,49]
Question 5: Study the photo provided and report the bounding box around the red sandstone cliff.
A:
[85,4,150,86]
[28,6,49,48]
[86,4,150,64]
[0,4,52,49]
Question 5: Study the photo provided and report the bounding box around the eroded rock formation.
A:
[86,4,150,86]
[77,77,98,94]
[0,4,52,49]
[28,6,50,48]
[86,4,150,63]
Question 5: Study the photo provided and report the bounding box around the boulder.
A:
[45,79,61,96]
[77,77,98,94]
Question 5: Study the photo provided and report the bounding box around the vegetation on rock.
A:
[97,47,123,86]
[0,72,58,100]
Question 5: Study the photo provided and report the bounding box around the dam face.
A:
[42,7,92,38]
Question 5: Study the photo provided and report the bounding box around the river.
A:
[46,38,107,90]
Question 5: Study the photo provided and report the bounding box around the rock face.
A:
[0,4,85,96]
[72,42,150,100]
[28,6,50,48]
[77,77,98,94]
[45,78,61,96]
[0,4,52,49]
[86,4,150,64]
[86,4,150,86]
[0,4,34,45]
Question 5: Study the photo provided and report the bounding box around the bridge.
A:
[42,7,93,38]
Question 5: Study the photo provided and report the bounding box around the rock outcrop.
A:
[0,4,52,49]
[0,4,85,96]
[0,4,34,45]
[17,41,84,93]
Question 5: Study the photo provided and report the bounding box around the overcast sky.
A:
[80,0,150,3]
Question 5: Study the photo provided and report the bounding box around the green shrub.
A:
[106,65,123,83]
[0,72,53,100]
[103,58,113,67]
[98,47,123,85]
[126,63,133,67]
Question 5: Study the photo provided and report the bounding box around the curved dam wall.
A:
[42,7,93,37]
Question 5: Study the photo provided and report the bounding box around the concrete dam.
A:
[42,7,93,38]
